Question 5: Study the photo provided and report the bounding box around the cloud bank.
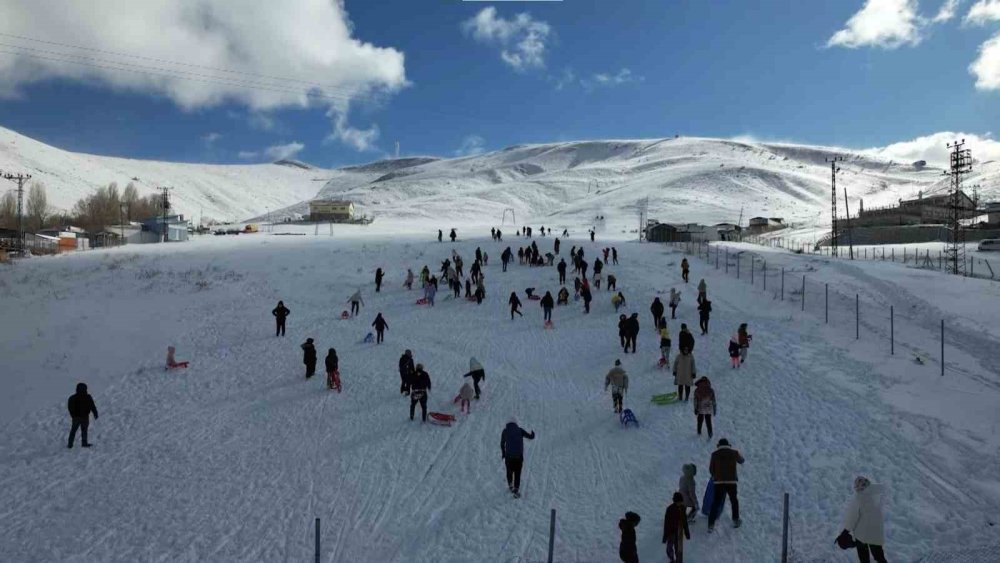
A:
[462,7,551,71]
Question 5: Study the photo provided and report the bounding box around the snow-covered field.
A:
[2,224,999,562]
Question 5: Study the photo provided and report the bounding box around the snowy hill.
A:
[0,127,330,224]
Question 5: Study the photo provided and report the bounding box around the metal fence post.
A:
[726,248,729,274]
[763,261,767,291]
[781,268,784,301]
[941,320,945,377]
[890,306,894,355]
[825,284,828,323]
[801,276,805,312]
[548,509,556,563]
[716,245,719,269]
[781,493,790,563]
[855,294,859,340]
[737,254,741,279]
[751,256,755,284]
[315,518,321,563]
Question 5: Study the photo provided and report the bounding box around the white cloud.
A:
[970,32,1000,89]
[933,0,964,22]
[583,68,644,89]
[462,7,551,71]
[827,0,925,49]
[551,67,576,90]
[865,131,1000,167]
[238,141,305,162]
[965,0,1000,24]
[326,111,380,152]
[454,135,486,157]
[0,1,406,151]
[201,132,222,146]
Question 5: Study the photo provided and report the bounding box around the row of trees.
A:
[0,182,166,234]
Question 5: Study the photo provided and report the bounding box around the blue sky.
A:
[0,0,998,167]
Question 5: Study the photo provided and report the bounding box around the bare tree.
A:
[0,192,15,229]
[26,182,48,232]
[122,182,139,222]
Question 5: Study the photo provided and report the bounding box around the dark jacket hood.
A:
[75,383,88,394]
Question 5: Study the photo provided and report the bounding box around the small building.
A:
[645,222,714,242]
[38,227,91,251]
[747,217,785,234]
[714,223,741,241]
[309,200,355,222]
[105,223,155,244]
[141,215,190,242]
[898,190,976,222]
[646,222,677,243]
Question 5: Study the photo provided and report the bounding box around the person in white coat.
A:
[348,290,364,317]
[842,476,887,563]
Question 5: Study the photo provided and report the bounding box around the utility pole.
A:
[2,171,32,256]
[843,188,854,260]
[737,205,744,241]
[158,186,173,243]
[395,141,400,159]
[826,157,845,257]
[637,197,648,242]
[945,140,972,276]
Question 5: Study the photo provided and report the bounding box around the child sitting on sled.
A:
[166,346,189,370]
[453,381,475,414]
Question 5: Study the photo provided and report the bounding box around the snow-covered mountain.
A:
[0,127,331,224]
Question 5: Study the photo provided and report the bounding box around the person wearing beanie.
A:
[708,438,744,532]
[398,349,415,395]
[67,382,99,448]
[618,511,641,563]
[663,492,691,562]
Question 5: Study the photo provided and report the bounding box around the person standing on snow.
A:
[404,268,415,290]
[679,464,699,522]
[347,290,364,317]
[557,258,567,284]
[681,258,690,283]
[707,438,744,532]
[607,273,617,292]
[672,347,696,401]
[272,300,290,337]
[509,292,523,319]
[618,511,641,563]
[500,419,536,498]
[625,313,640,353]
[697,278,707,304]
[408,363,432,422]
[325,348,341,391]
[651,297,665,331]
[663,492,691,563]
[669,289,680,319]
[463,357,486,400]
[301,338,317,378]
[728,336,741,369]
[612,247,619,265]
[618,314,629,351]
[455,381,475,414]
[541,291,555,323]
[425,278,437,306]
[475,278,486,304]
[67,382,99,448]
[659,319,672,365]
[612,291,626,313]
[840,477,888,563]
[605,359,629,413]
[475,246,483,264]
[372,313,389,344]
[375,268,384,293]
[573,276,582,298]
[589,229,595,242]
[693,377,716,438]
[737,323,752,364]
[678,323,695,354]
[581,280,593,314]
[398,349,415,395]
[438,229,442,242]
[697,299,712,335]
[449,228,457,242]
[502,247,513,272]
[554,237,561,255]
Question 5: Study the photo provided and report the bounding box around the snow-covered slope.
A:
[0,127,330,224]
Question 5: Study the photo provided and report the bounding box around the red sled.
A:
[415,298,428,305]
[340,311,350,319]
[544,320,554,329]
[429,412,456,426]
[327,370,342,392]
[167,362,189,370]
[528,295,541,301]
[657,357,667,368]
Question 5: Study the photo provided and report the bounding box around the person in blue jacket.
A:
[500,419,536,497]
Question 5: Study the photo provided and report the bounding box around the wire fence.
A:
[741,233,997,280]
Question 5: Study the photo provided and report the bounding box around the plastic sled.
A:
[466,296,477,302]
[544,320,554,329]
[340,311,350,319]
[701,479,725,520]
[363,332,374,343]
[620,409,639,427]
[528,295,541,301]
[651,392,678,405]
[657,357,667,368]
[429,412,456,426]
[167,362,189,370]
[327,370,342,392]
[415,298,428,305]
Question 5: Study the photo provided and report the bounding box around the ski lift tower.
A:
[945,140,972,276]
[637,197,649,242]
[826,157,845,257]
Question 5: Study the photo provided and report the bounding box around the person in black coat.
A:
[679,324,695,354]
[650,297,665,332]
[375,268,384,293]
[500,419,536,496]
[408,364,432,422]
[502,247,513,272]
[698,300,712,335]
[372,313,389,344]
[663,492,691,563]
[67,382,99,448]
[398,350,414,395]
[557,259,567,284]
[540,291,555,322]
[581,283,592,314]
[449,228,457,242]
[618,511,641,563]
[612,247,618,265]
[618,314,628,350]
[325,348,340,390]
[438,229,442,242]
[272,300,290,337]
[554,237,561,255]
[625,313,640,353]
[301,338,317,378]
[509,292,523,319]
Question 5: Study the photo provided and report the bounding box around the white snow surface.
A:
[2,225,999,562]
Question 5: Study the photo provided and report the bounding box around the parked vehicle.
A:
[978,239,1000,252]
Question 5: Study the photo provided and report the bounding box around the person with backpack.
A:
[728,336,741,369]
[557,258,567,284]
[347,290,364,317]
[301,338,317,378]
[372,313,388,344]
[500,419,536,498]
[697,299,712,335]
[840,477,888,563]
[325,348,341,391]
[375,268,384,293]
[557,287,569,305]
[693,377,716,438]
[618,314,628,351]
[708,438,744,532]
[672,347,696,402]
[669,289,680,319]
[737,323,752,364]
[409,364,432,422]
[697,278,707,304]
[651,297,665,332]
[502,247,513,272]
[67,382,99,448]
[398,349,414,395]
[663,492,691,563]
[678,324,695,354]
[681,258,690,283]
[679,464,699,522]
[624,313,640,353]
[463,357,486,400]
[605,359,629,414]
[541,291,555,323]
[618,511,641,563]
[509,292,523,319]
[272,300,290,337]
